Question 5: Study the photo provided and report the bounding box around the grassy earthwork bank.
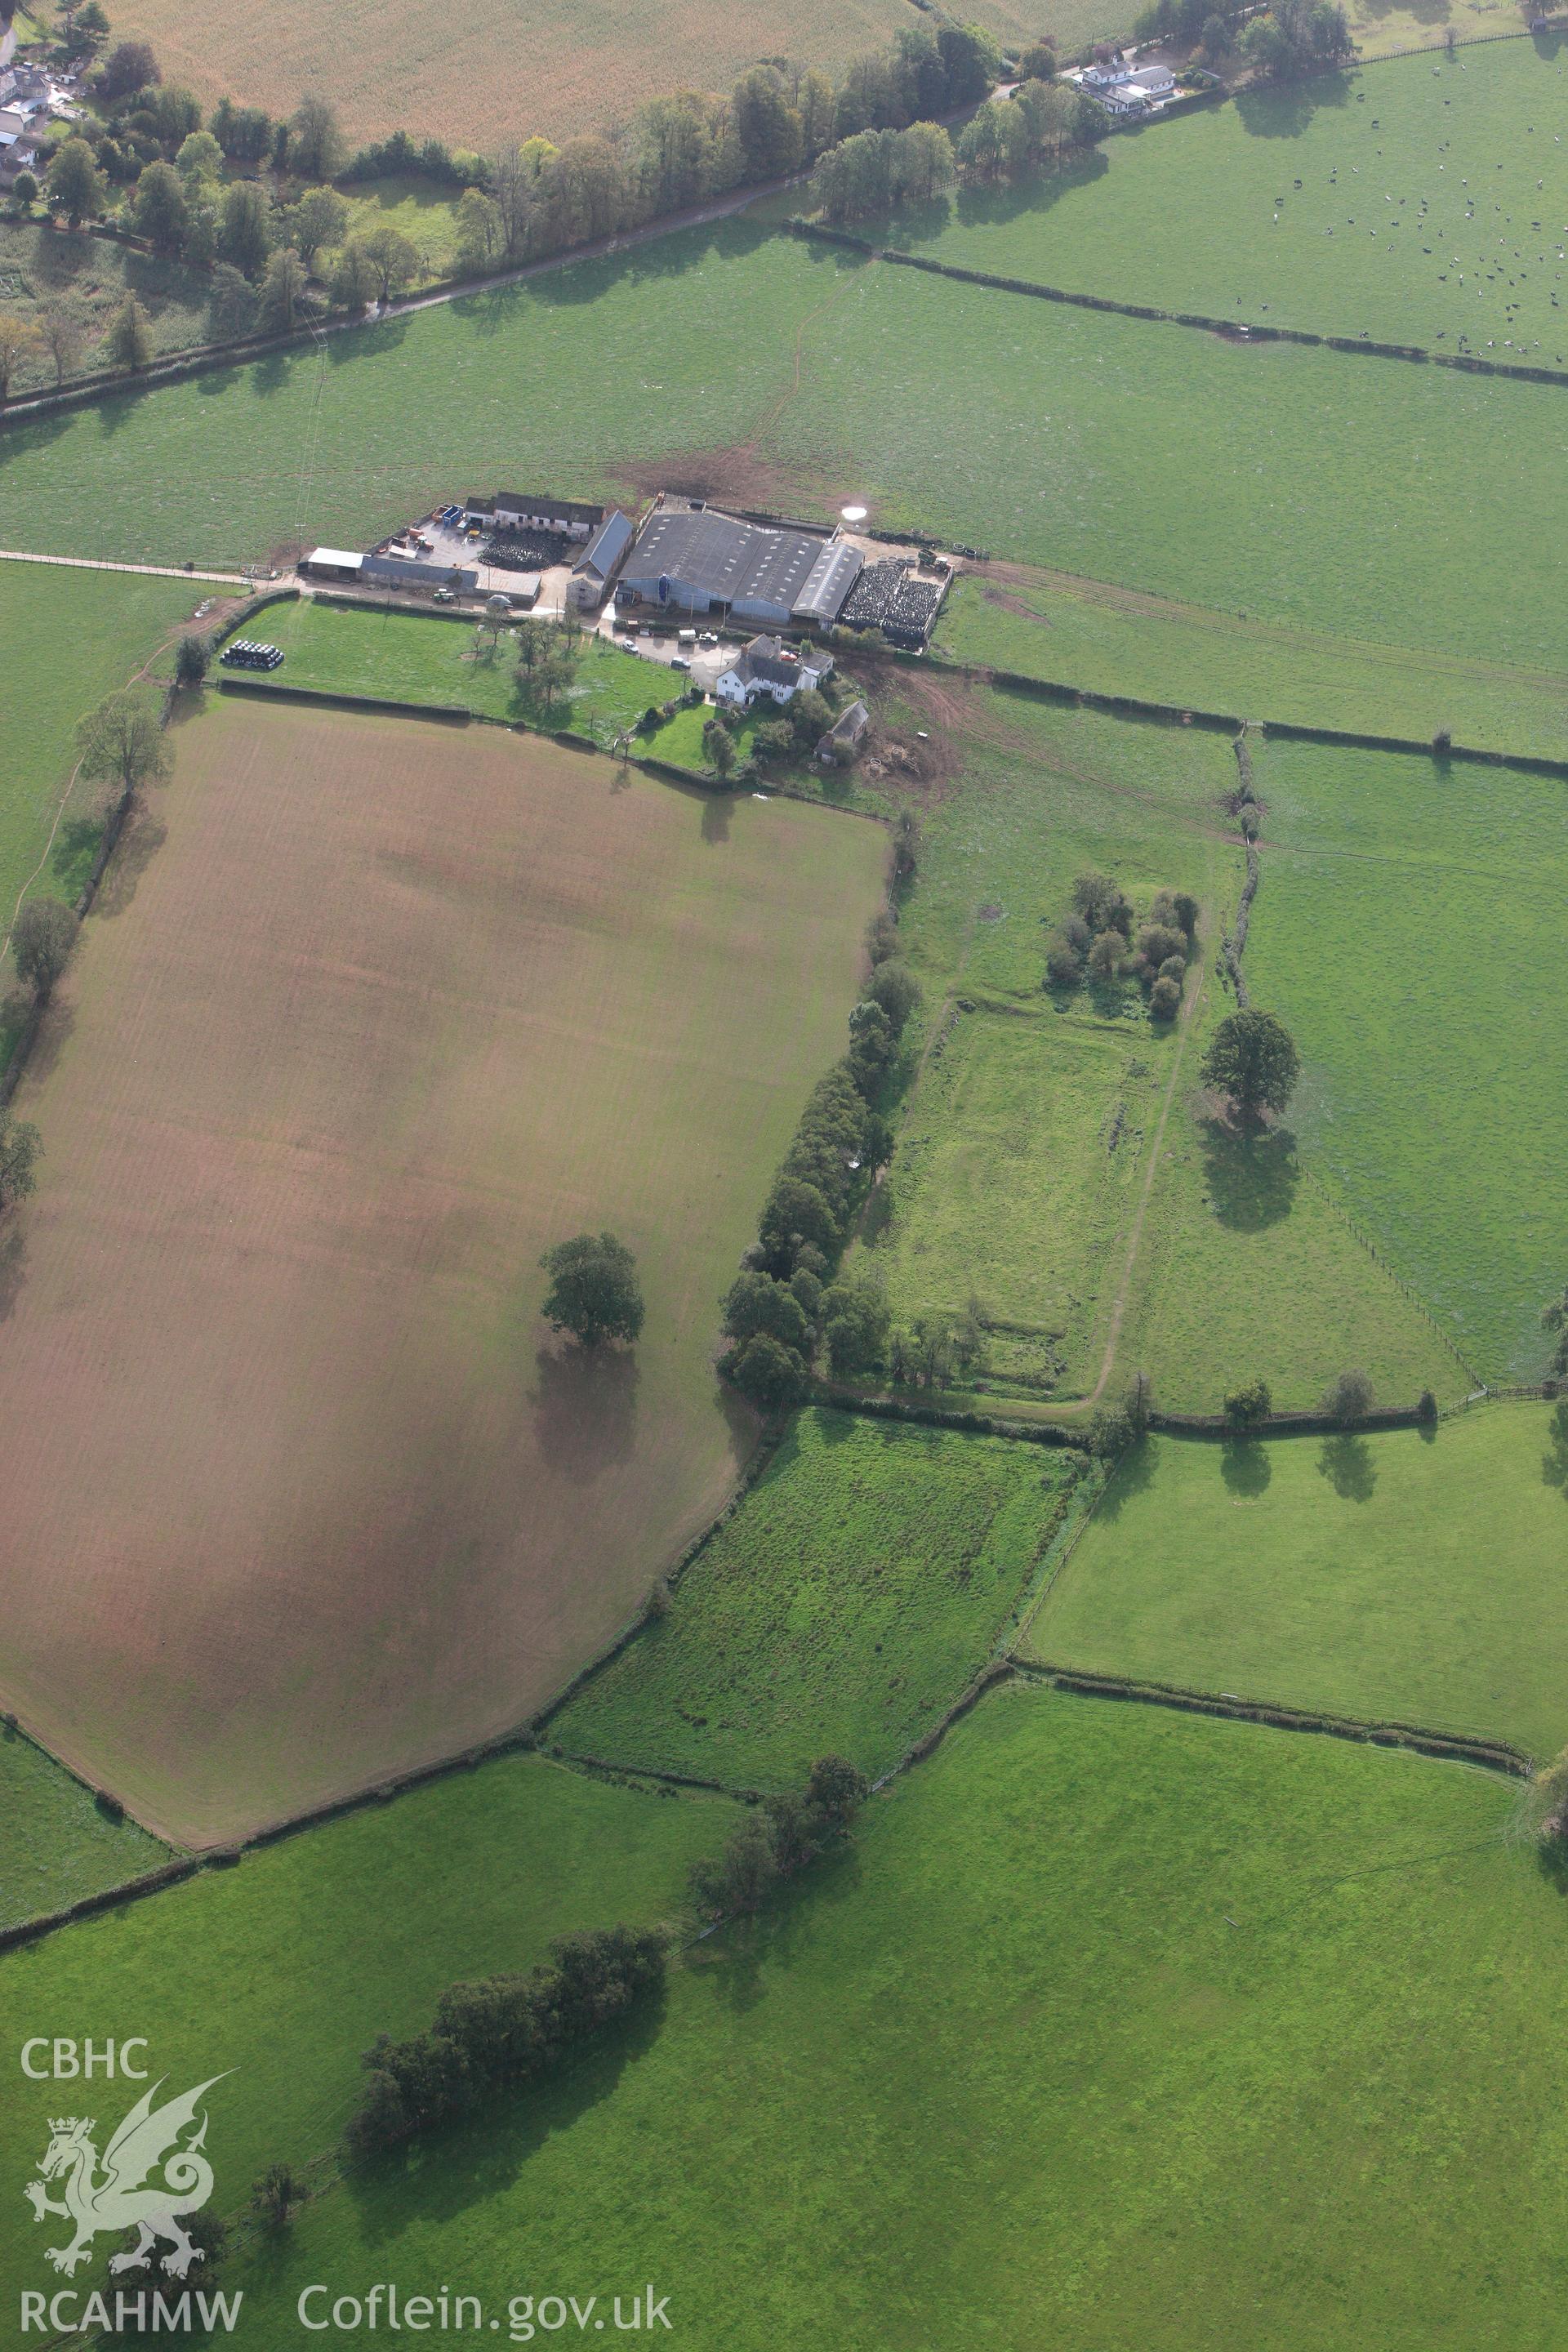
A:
[0,1729,168,1932]
[880,43,1568,359]
[5,218,1568,682]
[1027,1406,1568,1760]
[554,1408,1085,1787]
[0,696,886,1842]
[24,1682,1567,2350]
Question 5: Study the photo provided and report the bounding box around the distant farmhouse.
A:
[1076,55,1176,117]
[715,635,834,710]
[619,501,864,630]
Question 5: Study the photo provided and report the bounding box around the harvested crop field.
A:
[103,0,916,149]
[0,698,885,1846]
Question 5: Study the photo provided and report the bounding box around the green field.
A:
[252,595,670,746]
[1029,1408,1568,1757]
[554,1410,1085,1786]
[0,1731,167,1931]
[882,46,1568,359]
[1242,733,1568,1377]
[0,1753,734,2296]
[24,1683,1566,2350]
[875,1011,1170,1392]
[849,684,1451,1408]
[4,222,1568,679]
[940,571,1568,764]
[0,561,203,947]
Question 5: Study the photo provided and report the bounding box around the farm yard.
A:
[0,695,884,1842]
[1031,1410,1568,1760]
[554,1410,1086,1786]
[1,194,1567,685]
[8,19,1568,2345]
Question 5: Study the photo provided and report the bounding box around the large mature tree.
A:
[1200,1008,1299,1123]
[95,38,160,102]
[0,1111,42,1216]
[287,185,349,270]
[0,313,40,402]
[358,223,420,303]
[104,296,154,372]
[1321,1368,1374,1427]
[539,1232,644,1348]
[219,180,273,278]
[11,900,78,1000]
[45,139,108,226]
[257,246,310,333]
[37,307,84,387]
[288,95,346,181]
[726,1330,805,1409]
[75,688,172,804]
[131,160,189,255]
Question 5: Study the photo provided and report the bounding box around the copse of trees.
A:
[1240,0,1352,77]
[348,1925,667,2153]
[1045,873,1195,1021]
[688,1755,869,1921]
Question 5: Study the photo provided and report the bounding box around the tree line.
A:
[719,900,922,1412]
[344,1754,867,2154]
[3,10,1011,391]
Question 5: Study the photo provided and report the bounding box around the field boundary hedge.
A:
[785,216,1568,390]
[973,663,1568,780]
[1012,1657,1535,1775]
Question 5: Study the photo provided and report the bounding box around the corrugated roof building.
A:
[620,507,859,628]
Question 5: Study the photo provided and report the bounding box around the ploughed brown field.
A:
[0,699,884,1846]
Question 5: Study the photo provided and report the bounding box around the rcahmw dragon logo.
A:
[24,2076,229,2278]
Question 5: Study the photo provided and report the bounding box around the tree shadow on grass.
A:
[530,1341,639,1484]
[20,994,74,1089]
[1220,1436,1272,1499]
[1092,1432,1158,1521]
[1316,1432,1377,1503]
[689,1834,864,2023]
[1233,70,1352,138]
[1200,1116,1298,1232]
[0,1226,29,1324]
[91,803,167,920]
[339,1985,669,2251]
[1542,1400,1568,1498]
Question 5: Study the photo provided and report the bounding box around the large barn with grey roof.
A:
[618,505,863,629]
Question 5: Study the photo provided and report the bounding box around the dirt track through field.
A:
[0,701,884,1844]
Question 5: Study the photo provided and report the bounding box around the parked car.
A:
[670,656,691,672]
[434,587,457,604]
